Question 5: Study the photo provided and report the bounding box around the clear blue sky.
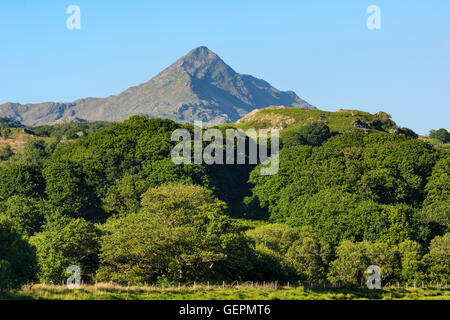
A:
[0,0,449,134]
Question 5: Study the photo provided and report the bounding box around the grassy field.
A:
[2,283,449,300]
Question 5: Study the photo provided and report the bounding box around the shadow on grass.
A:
[0,292,35,300]
[2,285,448,301]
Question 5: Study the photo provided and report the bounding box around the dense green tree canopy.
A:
[0,114,447,291]
[32,214,100,284]
[423,233,450,282]
[0,118,24,129]
[248,131,441,247]
[98,183,251,283]
[0,196,46,237]
[0,144,13,161]
[246,224,331,282]
[0,162,45,201]
[0,218,37,290]
[281,122,332,148]
[23,139,50,166]
[421,155,450,233]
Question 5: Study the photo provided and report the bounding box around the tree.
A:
[32,214,100,284]
[399,127,418,139]
[0,118,24,129]
[421,156,450,233]
[41,117,188,220]
[361,137,439,205]
[98,183,249,283]
[248,145,313,219]
[286,236,331,283]
[0,128,11,138]
[245,224,299,280]
[246,224,300,254]
[281,188,390,246]
[281,130,306,148]
[0,162,45,200]
[246,224,331,282]
[423,233,450,282]
[429,128,450,143]
[282,122,331,147]
[249,130,439,247]
[43,159,93,217]
[0,260,12,292]
[144,159,211,191]
[1,196,46,237]
[377,204,416,246]
[102,174,151,217]
[328,241,370,286]
[24,139,49,166]
[364,241,399,283]
[0,218,37,291]
[328,240,401,286]
[398,240,424,282]
[103,159,212,217]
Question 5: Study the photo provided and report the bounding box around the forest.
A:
[0,113,448,293]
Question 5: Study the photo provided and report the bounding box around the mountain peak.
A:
[186,46,214,56]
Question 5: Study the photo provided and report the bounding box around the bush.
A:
[246,224,331,282]
[421,156,450,233]
[42,159,93,217]
[0,260,12,292]
[0,162,45,200]
[0,118,24,129]
[0,144,13,161]
[423,233,450,282]
[0,128,11,138]
[98,183,250,283]
[398,240,424,282]
[399,127,418,139]
[328,241,370,286]
[24,139,50,166]
[282,122,331,147]
[328,240,399,286]
[1,196,46,237]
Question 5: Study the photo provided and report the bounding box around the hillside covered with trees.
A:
[0,109,448,293]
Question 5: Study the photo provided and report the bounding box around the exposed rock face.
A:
[353,119,370,129]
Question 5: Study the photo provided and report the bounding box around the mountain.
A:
[0,46,315,126]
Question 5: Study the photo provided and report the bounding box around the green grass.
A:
[2,284,449,300]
